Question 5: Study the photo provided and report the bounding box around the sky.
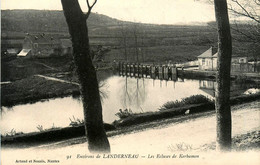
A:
[1,0,217,25]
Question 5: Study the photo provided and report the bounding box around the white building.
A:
[198,47,217,71]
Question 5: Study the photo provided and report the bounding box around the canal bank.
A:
[1,101,259,165]
[2,94,259,146]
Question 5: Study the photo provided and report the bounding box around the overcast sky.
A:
[2,0,257,25]
[1,0,217,25]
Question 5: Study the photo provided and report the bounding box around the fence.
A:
[231,63,260,73]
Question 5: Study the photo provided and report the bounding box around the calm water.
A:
[0,72,258,134]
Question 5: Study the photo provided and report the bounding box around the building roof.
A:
[198,47,218,58]
[18,49,31,57]
[212,52,218,58]
[198,47,212,58]
[26,33,60,45]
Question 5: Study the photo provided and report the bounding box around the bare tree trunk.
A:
[61,0,110,153]
[214,0,232,151]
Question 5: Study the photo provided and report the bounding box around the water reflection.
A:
[198,79,259,97]
[1,72,258,134]
[119,77,147,113]
[199,80,216,97]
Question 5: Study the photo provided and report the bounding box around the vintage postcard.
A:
[1,0,259,165]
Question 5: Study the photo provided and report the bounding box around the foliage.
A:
[4,128,23,137]
[115,109,133,119]
[159,95,214,111]
[168,142,193,152]
[36,123,60,132]
[69,116,84,127]
[36,125,44,132]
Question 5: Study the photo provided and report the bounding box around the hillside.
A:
[1,10,258,63]
[1,10,122,33]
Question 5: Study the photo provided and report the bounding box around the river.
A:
[0,71,258,134]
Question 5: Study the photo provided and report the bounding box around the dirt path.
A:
[1,101,259,165]
[35,74,79,86]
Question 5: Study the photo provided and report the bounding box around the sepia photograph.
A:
[1,0,260,164]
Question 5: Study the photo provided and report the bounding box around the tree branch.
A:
[85,0,98,20]
[229,0,260,23]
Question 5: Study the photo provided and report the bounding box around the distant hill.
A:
[1,10,258,63]
[1,9,123,33]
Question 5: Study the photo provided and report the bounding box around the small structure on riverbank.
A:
[198,47,217,71]
[198,47,258,73]
[18,33,61,58]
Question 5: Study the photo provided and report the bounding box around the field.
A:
[2,10,259,65]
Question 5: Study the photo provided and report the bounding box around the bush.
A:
[115,109,133,119]
[159,95,214,111]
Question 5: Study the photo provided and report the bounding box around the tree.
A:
[214,0,233,151]
[228,0,260,24]
[61,0,110,153]
[227,0,260,63]
[207,0,260,43]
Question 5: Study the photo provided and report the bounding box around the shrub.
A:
[4,128,24,137]
[36,123,60,132]
[159,95,214,111]
[69,116,84,127]
[36,125,44,132]
[115,109,133,119]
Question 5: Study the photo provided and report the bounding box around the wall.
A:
[198,58,217,71]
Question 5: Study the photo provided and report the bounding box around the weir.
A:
[117,62,178,81]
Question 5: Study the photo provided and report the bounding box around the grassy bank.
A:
[159,95,214,111]
[1,68,116,107]
[1,76,80,107]
[2,101,258,148]
[1,56,73,82]
[200,130,260,151]
[113,93,260,127]
[1,123,116,146]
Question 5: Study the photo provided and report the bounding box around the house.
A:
[198,47,217,71]
[198,47,251,72]
[18,33,61,58]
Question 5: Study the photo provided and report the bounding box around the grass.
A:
[1,56,73,81]
[1,76,80,106]
[159,95,214,111]
[200,130,260,152]
[168,142,193,152]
